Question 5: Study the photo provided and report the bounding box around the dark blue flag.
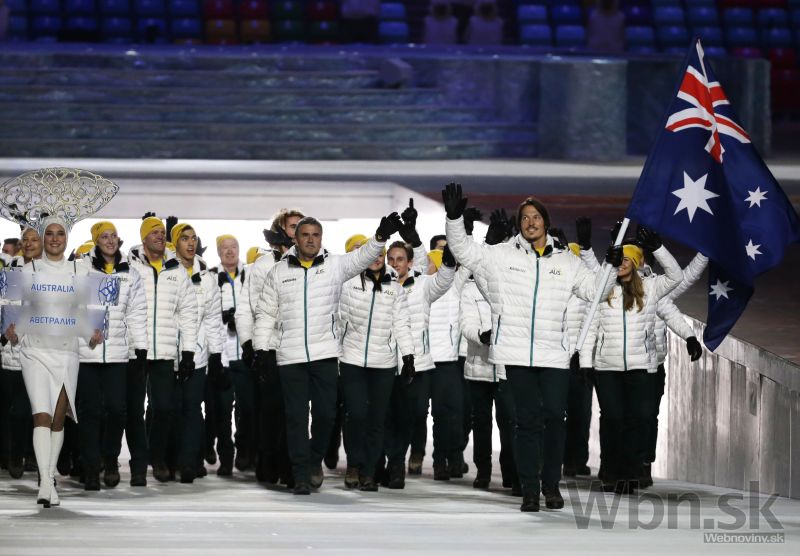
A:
[626,39,800,350]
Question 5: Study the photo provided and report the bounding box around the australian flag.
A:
[626,39,800,351]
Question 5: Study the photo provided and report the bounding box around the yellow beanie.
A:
[246,246,263,265]
[428,249,443,270]
[170,222,193,244]
[568,242,580,257]
[76,241,95,256]
[91,221,116,245]
[623,244,644,269]
[345,234,368,253]
[140,217,164,242]
[216,234,237,249]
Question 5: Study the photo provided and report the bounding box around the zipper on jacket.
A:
[303,268,310,362]
[151,265,159,357]
[622,302,628,372]
[102,306,108,364]
[330,314,337,339]
[529,258,540,367]
[494,315,502,345]
[363,290,376,367]
[231,278,240,360]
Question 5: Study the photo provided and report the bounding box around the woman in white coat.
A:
[5,216,103,507]
[338,234,415,491]
[591,229,682,494]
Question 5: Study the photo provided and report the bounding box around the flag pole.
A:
[573,218,630,354]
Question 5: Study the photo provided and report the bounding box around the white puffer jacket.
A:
[127,245,198,361]
[593,246,682,372]
[338,269,415,369]
[253,237,385,365]
[446,216,614,369]
[215,263,246,364]
[78,248,148,364]
[429,266,469,363]
[1,256,24,371]
[179,256,224,369]
[234,250,280,350]
[397,264,455,372]
[582,250,708,365]
[459,278,505,382]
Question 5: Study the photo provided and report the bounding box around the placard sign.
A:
[0,271,119,337]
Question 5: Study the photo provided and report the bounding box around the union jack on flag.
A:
[627,39,800,350]
[665,44,750,163]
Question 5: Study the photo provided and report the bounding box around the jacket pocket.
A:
[598,333,604,355]
[278,323,285,347]
[341,321,349,342]
[494,315,502,345]
[330,314,337,340]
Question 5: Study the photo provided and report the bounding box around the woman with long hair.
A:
[591,227,682,494]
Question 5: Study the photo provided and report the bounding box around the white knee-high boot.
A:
[48,430,64,506]
[32,427,51,506]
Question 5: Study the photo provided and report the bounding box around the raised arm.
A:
[337,213,402,282]
[637,227,682,301]
[424,250,456,304]
[656,297,694,340]
[459,282,486,345]
[668,252,709,300]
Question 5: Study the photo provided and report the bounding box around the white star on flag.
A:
[745,239,762,260]
[709,279,733,300]
[744,187,767,208]
[672,172,719,222]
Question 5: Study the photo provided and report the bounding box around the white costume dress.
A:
[19,256,91,421]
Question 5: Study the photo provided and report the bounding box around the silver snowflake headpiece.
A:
[0,168,119,236]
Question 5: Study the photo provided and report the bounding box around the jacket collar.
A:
[285,245,328,268]
[217,262,246,287]
[89,246,128,273]
[129,244,179,267]
[401,269,422,288]
[512,234,557,258]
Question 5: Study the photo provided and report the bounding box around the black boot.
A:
[542,484,564,509]
[130,471,147,487]
[359,475,378,492]
[179,466,196,484]
[293,482,311,495]
[407,453,423,476]
[84,469,101,491]
[153,463,170,483]
[310,465,324,489]
[344,466,359,489]
[562,464,577,478]
[217,459,233,477]
[204,446,217,465]
[387,462,405,489]
[433,464,450,481]
[103,458,120,488]
[234,450,252,472]
[639,463,653,489]
[520,493,540,512]
[472,467,491,489]
[447,456,465,479]
[8,456,24,479]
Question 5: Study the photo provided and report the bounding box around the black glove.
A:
[605,244,623,267]
[686,336,703,362]
[141,211,156,220]
[165,216,178,241]
[134,348,148,380]
[376,212,403,242]
[569,351,580,373]
[241,340,255,369]
[636,225,662,252]
[441,182,468,220]
[479,330,491,346]
[485,209,510,246]
[441,244,456,268]
[207,353,231,391]
[549,227,568,250]
[177,351,195,383]
[400,198,418,230]
[576,216,592,250]
[263,226,294,249]
[399,199,421,247]
[463,207,483,236]
[222,308,237,333]
[401,354,416,384]
[254,349,277,384]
